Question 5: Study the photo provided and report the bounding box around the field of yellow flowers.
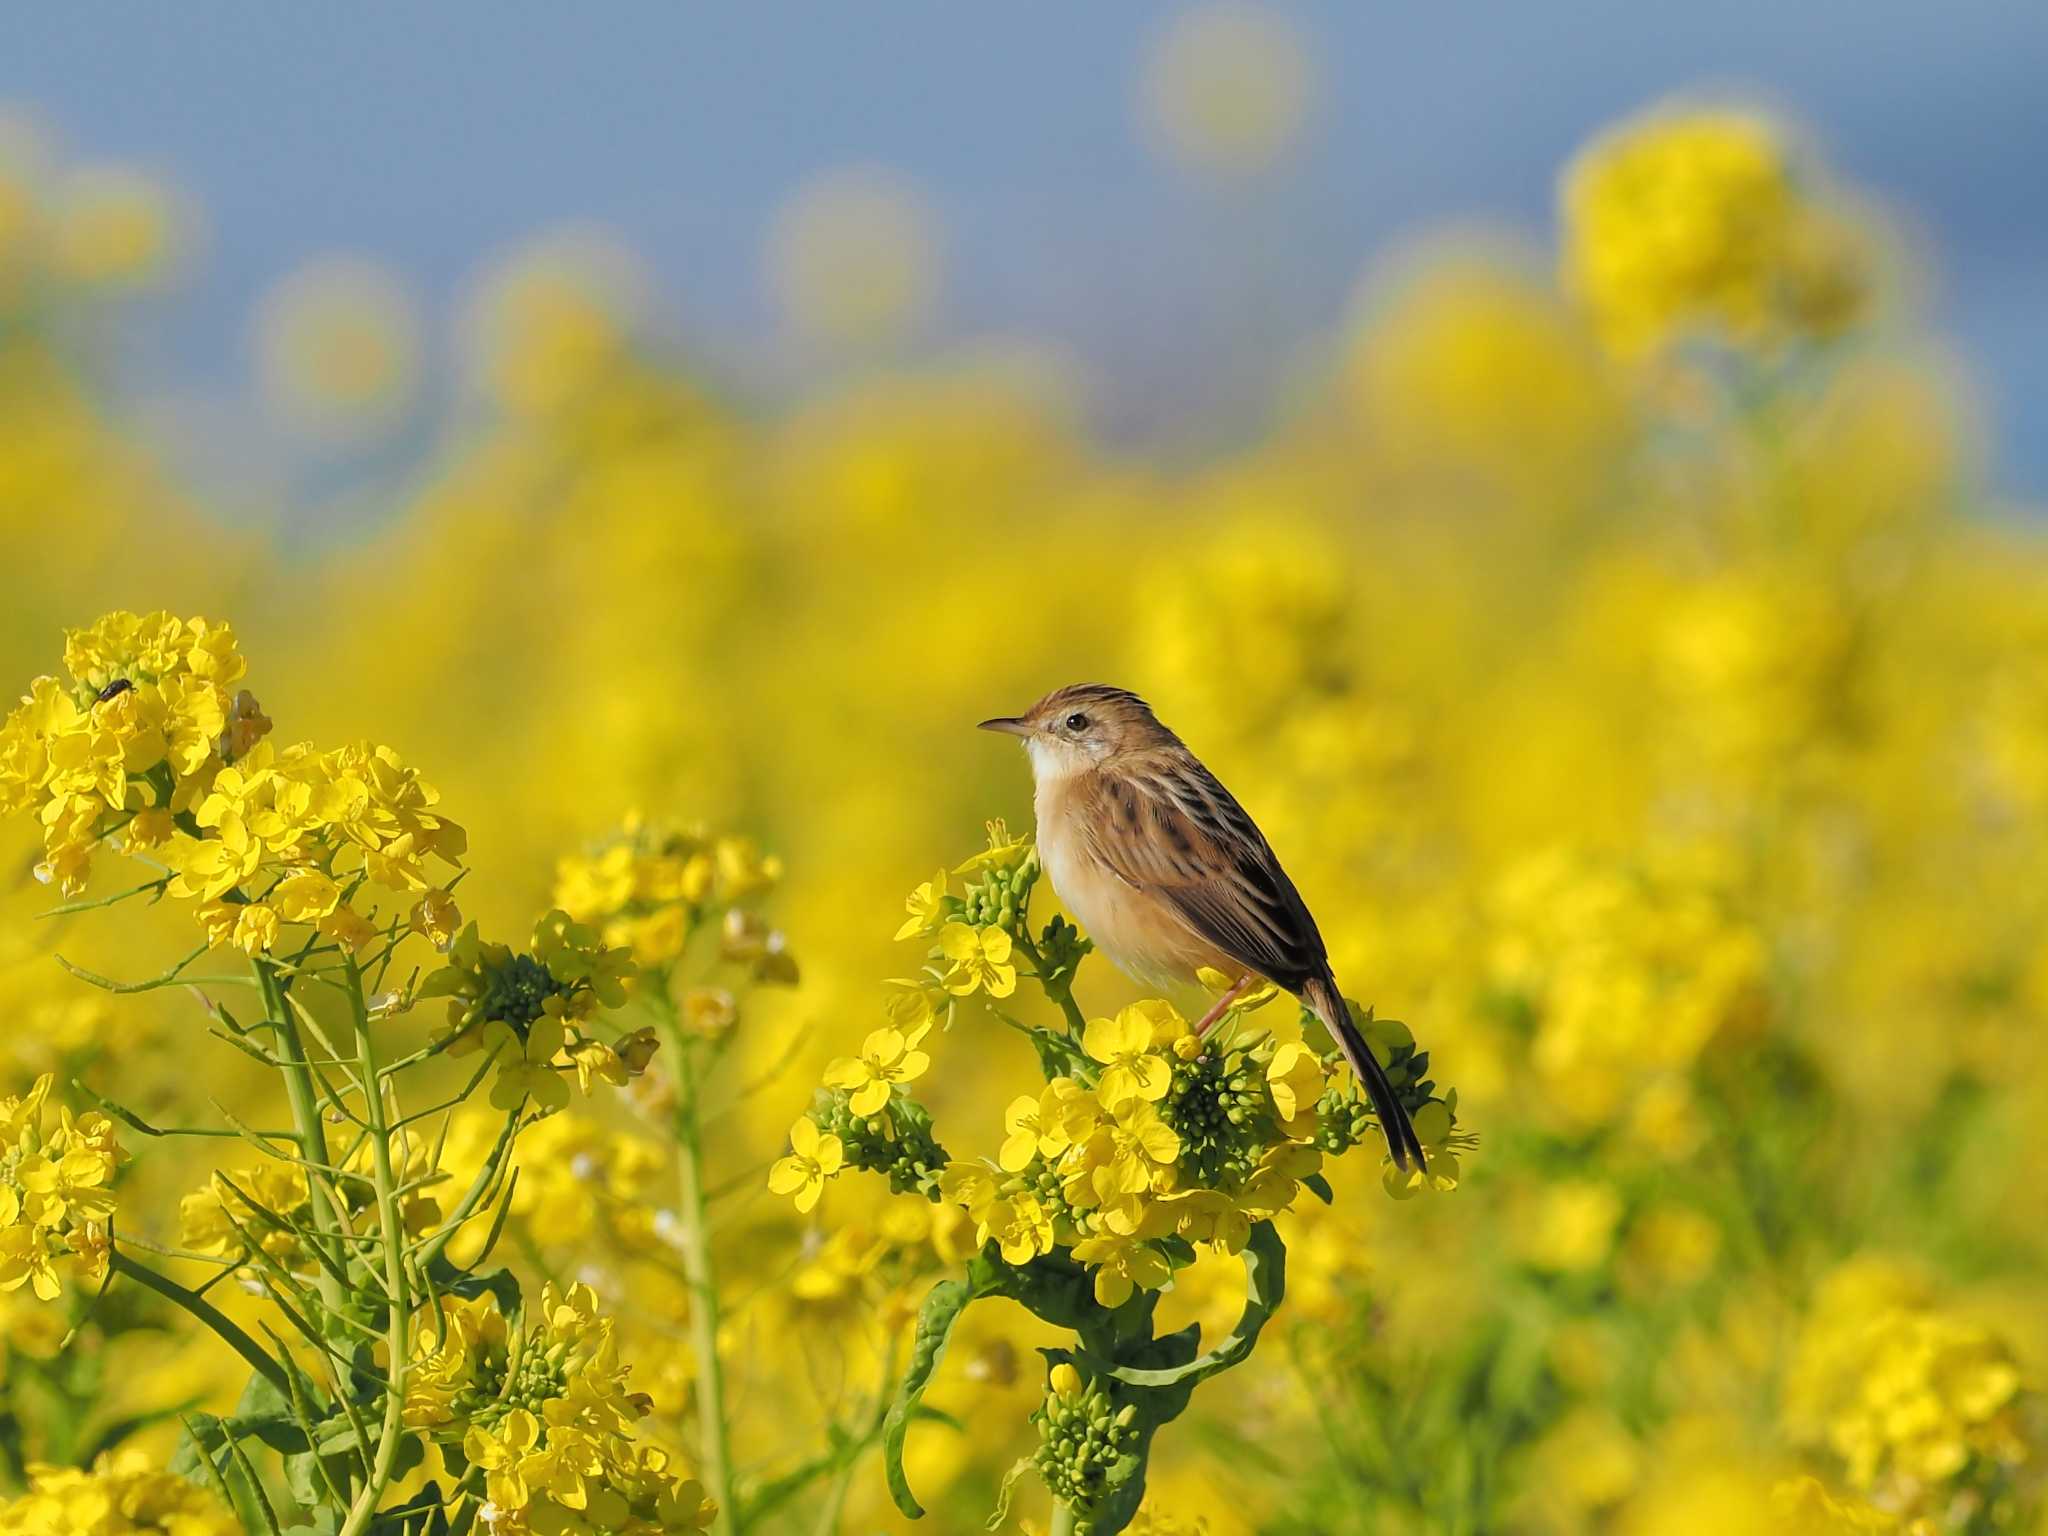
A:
[1,90,2045,1536]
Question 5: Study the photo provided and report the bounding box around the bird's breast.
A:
[1034,778,1229,989]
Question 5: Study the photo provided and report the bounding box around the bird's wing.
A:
[1076,754,1328,986]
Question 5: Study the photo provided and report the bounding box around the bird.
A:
[979,683,1426,1170]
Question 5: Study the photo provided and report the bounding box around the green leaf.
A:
[423,1259,522,1318]
[1101,1221,1287,1391]
[283,1449,327,1508]
[883,1277,974,1518]
[1302,1172,1335,1204]
[233,1367,312,1454]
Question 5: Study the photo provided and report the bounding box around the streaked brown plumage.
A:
[980,683,1426,1170]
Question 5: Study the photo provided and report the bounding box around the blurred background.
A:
[5,4,2048,1533]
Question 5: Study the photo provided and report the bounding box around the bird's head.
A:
[978,684,1174,781]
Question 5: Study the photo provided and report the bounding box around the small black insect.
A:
[96,678,134,702]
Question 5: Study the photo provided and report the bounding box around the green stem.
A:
[410,1109,519,1274]
[655,991,738,1536]
[336,959,414,1536]
[810,1457,856,1536]
[1013,932,1085,1035]
[111,1248,290,1397]
[256,956,348,1311]
[1049,1500,1078,1536]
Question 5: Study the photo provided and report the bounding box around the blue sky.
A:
[8,2,2048,498]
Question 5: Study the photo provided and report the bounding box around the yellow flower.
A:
[881,977,938,1030]
[566,1036,628,1094]
[823,1023,932,1115]
[0,1077,123,1303]
[162,821,263,903]
[1071,1098,1182,1228]
[1157,1187,1252,1255]
[1084,1005,1173,1108]
[1381,1098,1463,1198]
[1070,1231,1174,1308]
[894,868,949,940]
[464,1406,543,1512]
[0,1226,59,1302]
[272,867,342,923]
[122,805,174,848]
[768,1117,844,1214]
[938,1160,999,1220]
[0,1448,238,1535]
[999,1093,1049,1172]
[229,902,279,955]
[1039,1077,1102,1152]
[411,887,462,950]
[1784,1259,2027,1500]
[1265,1040,1325,1131]
[953,818,1030,875]
[1561,104,1868,357]
[320,905,379,955]
[938,921,1016,997]
[982,1194,1054,1265]
[1241,1140,1322,1218]
[486,1016,571,1114]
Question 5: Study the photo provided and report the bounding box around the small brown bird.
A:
[980,683,1426,1170]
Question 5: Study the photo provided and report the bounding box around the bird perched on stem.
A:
[979,683,1426,1170]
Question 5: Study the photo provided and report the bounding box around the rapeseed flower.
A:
[768,1117,844,1214]
[938,921,1017,998]
[1084,1004,1175,1109]
[0,1076,121,1302]
[0,1448,237,1535]
[823,1024,933,1116]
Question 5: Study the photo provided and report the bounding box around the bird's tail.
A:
[1302,973,1427,1173]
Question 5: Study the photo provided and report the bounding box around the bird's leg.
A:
[1192,973,1256,1038]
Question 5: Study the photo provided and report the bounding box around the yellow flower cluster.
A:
[888,823,1035,1009]
[937,999,1346,1306]
[0,1447,237,1536]
[1488,845,1764,1142]
[1562,106,1867,357]
[553,814,790,977]
[176,1137,442,1271]
[404,1281,715,1534]
[0,610,466,957]
[0,1074,120,1302]
[1784,1260,2030,1510]
[420,910,642,1114]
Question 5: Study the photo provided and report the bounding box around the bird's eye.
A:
[1065,712,1089,732]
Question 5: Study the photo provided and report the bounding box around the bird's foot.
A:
[1192,973,1256,1038]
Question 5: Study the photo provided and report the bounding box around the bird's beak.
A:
[977,715,1032,737]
